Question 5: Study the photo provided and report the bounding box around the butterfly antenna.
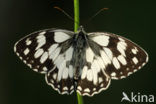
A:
[84,8,109,25]
[54,6,80,29]
[54,6,74,21]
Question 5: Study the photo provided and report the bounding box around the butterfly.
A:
[14,26,148,96]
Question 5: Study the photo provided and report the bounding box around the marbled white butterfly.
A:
[14,26,148,96]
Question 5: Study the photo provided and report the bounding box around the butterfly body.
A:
[14,26,148,96]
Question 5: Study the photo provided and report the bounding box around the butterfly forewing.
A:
[14,29,73,73]
[88,32,148,80]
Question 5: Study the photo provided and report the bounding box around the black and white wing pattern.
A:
[76,47,111,96]
[14,29,75,94]
[76,32,148,96]
[14,27,148,97]
[88,32,148,79]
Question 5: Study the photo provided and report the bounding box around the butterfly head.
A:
[76,25,86,34]
[78,25,84,31]
[75,25,87,38]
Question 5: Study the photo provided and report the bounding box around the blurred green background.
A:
[0,0,155,104]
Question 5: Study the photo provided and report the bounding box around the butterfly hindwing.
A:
[74,46,110,96]
[45,65,75,95]
[88,32,148,80]
[45,45,75,94]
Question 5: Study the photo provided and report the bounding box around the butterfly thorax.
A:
[72,28,88,80]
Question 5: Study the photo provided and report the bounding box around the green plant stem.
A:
[74,0,83,104]
[74,0,80,32]
[76,93,83,104]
